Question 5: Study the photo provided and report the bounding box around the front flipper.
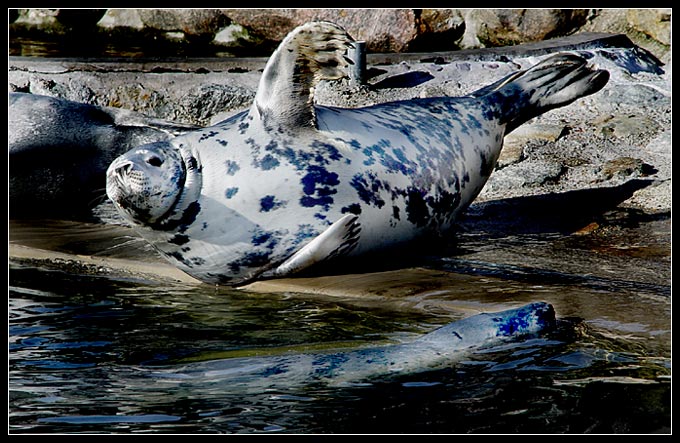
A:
[273,214,361,277]
[253,21,354,131]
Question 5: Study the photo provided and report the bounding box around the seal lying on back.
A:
[106,21,609,285]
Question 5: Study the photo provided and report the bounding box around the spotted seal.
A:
[106,21,609,285]
[151,302,555,388]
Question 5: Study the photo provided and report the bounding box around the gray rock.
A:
[97,9,145,30]
[222,8,420,52]
[626,9,672,46]
[597,157,655,181]
[498,124,566,169]
[136,9,227,36]
[458,9,589,49]
[596,115,662,140]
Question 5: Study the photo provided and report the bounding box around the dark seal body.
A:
[9,92,197,218]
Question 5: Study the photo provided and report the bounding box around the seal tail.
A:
[484,53,610,134]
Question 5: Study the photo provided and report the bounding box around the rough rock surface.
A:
[10,8,671,61]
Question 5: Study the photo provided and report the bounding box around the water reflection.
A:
[8,258,670,434]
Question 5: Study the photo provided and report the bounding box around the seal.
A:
[150,302,555,388]
[8,92,198,218]
[106,21,610,285]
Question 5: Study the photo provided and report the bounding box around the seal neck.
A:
[149,143,203,232]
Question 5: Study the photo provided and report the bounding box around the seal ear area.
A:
[272,213,361,277]
[254,21,355,131]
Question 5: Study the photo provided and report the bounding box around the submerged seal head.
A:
[106,141,192,226]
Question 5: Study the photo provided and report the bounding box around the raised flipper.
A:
[253,21,355,131]
[273,214,361,276]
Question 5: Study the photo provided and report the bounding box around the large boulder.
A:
[221,9,421,52]
[458,9,590,48]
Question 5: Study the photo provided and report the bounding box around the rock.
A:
[495,141,525,170]
[97,9,145,30]
[409,9,466,52]
[13,8,106,31]
[458,9,589,48]
[498,123,566,169]
[213,23,262,48]
[482,160,566,196]
[580,9,671,60]
[221,8,420,52]
[136,9,227,36]
[13,9,60,26]
[10,9,673,62]
[621,179,671,213]
[597,157,655,181]
[627,9,671,46]
[596,114,662,139]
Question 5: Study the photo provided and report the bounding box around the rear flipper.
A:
[487,53,610,134]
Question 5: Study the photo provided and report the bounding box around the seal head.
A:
[107,141,190,227]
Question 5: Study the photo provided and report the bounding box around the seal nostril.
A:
[147,156,163,167]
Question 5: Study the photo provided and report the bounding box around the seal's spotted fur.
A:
[106,21,609,285]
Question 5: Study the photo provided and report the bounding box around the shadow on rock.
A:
[459,179,664,238]
[371,71,435,89]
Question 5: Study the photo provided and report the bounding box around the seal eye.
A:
[147,156,163,167]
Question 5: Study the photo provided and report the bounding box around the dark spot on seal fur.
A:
[251,231,273,246]
[155,201,202,233]
[479,151,495,178]
[225,160,240,175]
[225,187,239,199]
[228,251,271,273]
[260,195,286,212]
[199,130,218,142]
[426,189,461,221]
[405,188,429,227]
[169,234,190,245]
[350,173,386,209]
[254,153,280,170]
[341,203,362,215]
[392,205,400,220]
[300,166,339,210]
[186,156,199,171]
[177,201,201,233]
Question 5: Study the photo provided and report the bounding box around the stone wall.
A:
[9,8,672,60]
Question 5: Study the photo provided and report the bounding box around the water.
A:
[8,228,671,434]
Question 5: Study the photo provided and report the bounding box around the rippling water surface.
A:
[9,248,670,434]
